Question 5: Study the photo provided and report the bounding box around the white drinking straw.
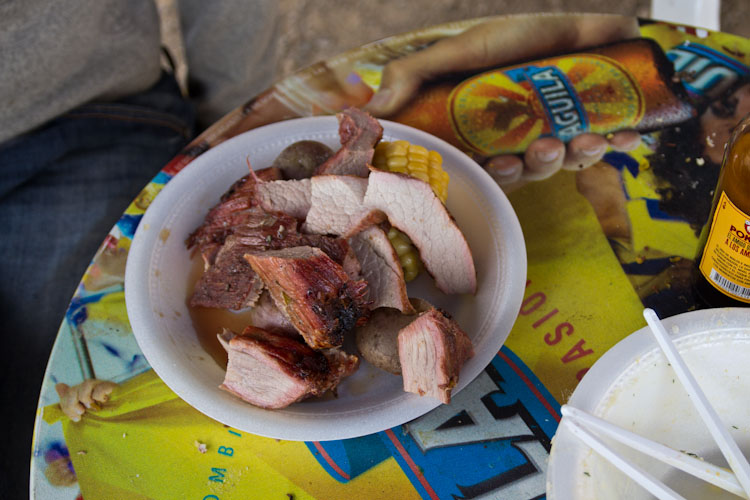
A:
[644,308,750,498]
[563,418,687,500]
[561,404,746,498]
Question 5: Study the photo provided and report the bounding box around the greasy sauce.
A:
[187,256,255,368]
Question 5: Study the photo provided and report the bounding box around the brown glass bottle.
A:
[694,114,750,308]
[391,38,695,156]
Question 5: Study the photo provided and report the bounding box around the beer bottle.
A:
[693,114,750,307]
[391,38,695,156]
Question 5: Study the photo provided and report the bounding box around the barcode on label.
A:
[709,268,750,299]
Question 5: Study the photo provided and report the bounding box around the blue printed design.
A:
[304,434,391,483]
[603,151,640,179]
[308,348,560,500]
[152,171,173,185]
[668,42,750,97]
[507,65,588,142]
[116,213,142,239]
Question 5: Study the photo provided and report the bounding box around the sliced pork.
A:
[245,291,298,337]
[363,169,476,295]
[190,212,354,310]
[355,298,432,375]
[186,166,286,262]
[218,327,359,409]
[303,175,384,237]
[244,246,369,349]
[254,178,312,220]
[398,308,474,404]
[349,226,414,313]
[315,108,383,177]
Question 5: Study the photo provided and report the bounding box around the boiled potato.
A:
[272,140,333,180]
[354,298,432,375]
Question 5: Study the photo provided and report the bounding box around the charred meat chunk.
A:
[218,327,359,409]
[190,215,353,310]
[186,166,284,260]
[245,246,369,349]
[315,108,383,177]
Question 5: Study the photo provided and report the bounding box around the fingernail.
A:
[491,167,518,178]
[367,88,393,110]
[535,149,561,163]
[582,145,606,157]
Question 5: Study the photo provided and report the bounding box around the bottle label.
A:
[698,191,750,303]
[448,54,645,155]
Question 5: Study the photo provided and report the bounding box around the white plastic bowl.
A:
[125,116,526,441]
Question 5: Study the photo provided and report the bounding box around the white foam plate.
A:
[547,307,750,499]
[125,116,526,441]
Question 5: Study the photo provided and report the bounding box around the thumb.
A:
[365,59,426,117]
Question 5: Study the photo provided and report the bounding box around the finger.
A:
[59,391,85,422]
[68,403,85,423]
[77,380,98,409]
[365,59,424,116]
[608,130,641,152]
[92,381,117,403]
[562,134,609,171]
[523,137,565,180]
[484,155,523,186]
[55,383,70,399]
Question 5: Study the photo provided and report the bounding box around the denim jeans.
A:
[0,73,195,496]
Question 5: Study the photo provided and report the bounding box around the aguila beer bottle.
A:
[694,114,750,307]
[391,38,695,156]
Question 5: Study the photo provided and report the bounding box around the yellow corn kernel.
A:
[387,227,420,282]
[373,140,450,203]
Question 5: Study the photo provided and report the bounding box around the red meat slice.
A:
[189,235,265,310]
[398,308,474,404]
[186,167,284,261]
[315,108,383,177]
[190,216,353,310]
[349,226,414,313]
[218,327,359,409]
[253,178,312,220]
[363,169,476,295]
[303,175,384,237]
[244,246,369,349]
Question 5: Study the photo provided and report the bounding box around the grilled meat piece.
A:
[245,246,369,349]
[218,327,359,409]
[315,108,383,177]
[398,308,474,404]
[186,166,284,260]
[245,291,298,337]
[190,213,354,310]
[349,226,414,313]
[303,174,384,237]
[254,178,312,220]
[363,169,476,295]
[189,235,265,310]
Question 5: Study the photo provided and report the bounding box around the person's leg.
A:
[0,73,194,498]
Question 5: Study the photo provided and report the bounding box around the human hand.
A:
[366,13,642,191]
[56,379,118,422]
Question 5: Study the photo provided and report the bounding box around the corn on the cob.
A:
[387,227,420,282]
[373,140,449,202]
[374,139,449,282]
